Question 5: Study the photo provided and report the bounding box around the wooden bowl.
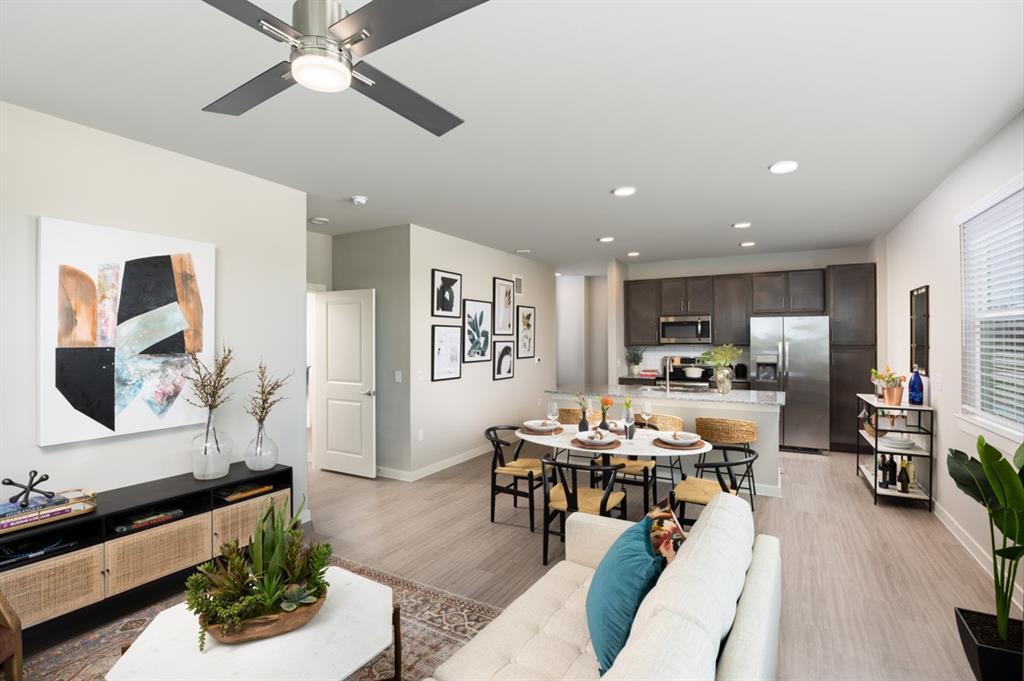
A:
[203,595,325,645]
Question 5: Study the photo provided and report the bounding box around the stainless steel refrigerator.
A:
[750,316,830,450]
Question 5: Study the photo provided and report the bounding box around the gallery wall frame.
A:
[493,340,514,380]
[431,324,462,381]
[431,268,462,318]
[516,305,536,359]
[462,298,493,363]
[492,277,515,336]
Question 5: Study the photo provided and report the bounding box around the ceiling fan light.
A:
[291,53,351,93]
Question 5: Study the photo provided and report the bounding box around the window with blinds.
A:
[960,187,1024,428]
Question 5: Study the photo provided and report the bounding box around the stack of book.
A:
[0,489,96,536]
[638,369,660,379]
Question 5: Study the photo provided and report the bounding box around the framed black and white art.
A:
[493,340,514,380]
[493,277,515,335]
[462,299,492,363]
[431,325,461,381]
[431,268,462,318]
[516,305,536,359]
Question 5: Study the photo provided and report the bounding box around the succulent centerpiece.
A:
[185,499,332,650]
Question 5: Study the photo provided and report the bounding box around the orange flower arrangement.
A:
[599,395,614,423]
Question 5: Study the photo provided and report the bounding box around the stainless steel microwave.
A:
[659,316,712,344]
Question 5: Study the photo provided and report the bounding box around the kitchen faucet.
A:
[665,355,672,396]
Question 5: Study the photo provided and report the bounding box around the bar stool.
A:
[694,417,758,508]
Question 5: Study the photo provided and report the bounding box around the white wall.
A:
[877,111,1024,600]
[585,276,608,385]
[625,245,872,280]
[409,224,556,476]
[332,226,412,472]
[306,232,333,288]
[606,259,627,380]
[0,103,309,511]
[556,276,586,386]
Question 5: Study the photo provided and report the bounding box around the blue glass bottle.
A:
[908,366,924,405]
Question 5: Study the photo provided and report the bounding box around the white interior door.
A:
[311,289,376,477]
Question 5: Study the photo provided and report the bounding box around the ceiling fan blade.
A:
[201,0,303,44]
[329,0,489,59]
[203,61,295,115]
[351,62,463,136]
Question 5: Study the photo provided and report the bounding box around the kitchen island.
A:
[545,385,784,497]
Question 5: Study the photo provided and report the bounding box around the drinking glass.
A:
[546,400,559,425]
[640,400,653,427]
[623,405,635,440]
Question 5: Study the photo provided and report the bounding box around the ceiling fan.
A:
[201,0,488,136]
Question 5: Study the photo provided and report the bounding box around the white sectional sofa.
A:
[426,492,781,681]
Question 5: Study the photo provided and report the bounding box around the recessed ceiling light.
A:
[351,195,368,206]
[768,160,799,175]
[732,222,752,229]
[611,186,637,197]
[515,249,531,254]
[740,241,756,248]
[555,272,563,277]
[598,236,615,243]
[627,251,640,257]
[308,217,330,225]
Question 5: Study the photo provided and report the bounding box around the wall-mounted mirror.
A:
[911,285,929,373]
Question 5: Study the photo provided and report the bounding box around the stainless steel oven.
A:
[659,316,712,344]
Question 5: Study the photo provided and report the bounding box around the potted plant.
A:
[700,344,743,394]
[185,343,243,480]
[947,436,1024,681]
[598,395,613,430]
[244,361,290,472]
[573,393,591,432]
[185,499,332,651]
[625,347,645,377]
[871,365,906,405]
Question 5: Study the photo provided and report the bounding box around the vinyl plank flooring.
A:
[309,447,1017,680]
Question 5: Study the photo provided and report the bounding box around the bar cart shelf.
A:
[855,393,934,510]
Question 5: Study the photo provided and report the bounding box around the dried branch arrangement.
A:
[245,361,290,425]
[185,343,243,411]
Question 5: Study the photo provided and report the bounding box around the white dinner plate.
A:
[524,419,560,432]
[657,431,700,446]
[580,429,619,444]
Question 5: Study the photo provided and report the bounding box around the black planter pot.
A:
[955,607,1024,681]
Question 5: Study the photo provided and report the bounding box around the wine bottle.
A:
[908,458,917,484]
[887,456,898,487]
[897,457,910,493]
[908,366,924,406]
[878,454,888,487]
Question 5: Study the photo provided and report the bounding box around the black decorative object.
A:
[955,607,1023,681]
[431,268,462,318]
[578,417,589,433]
[3,471,55,508]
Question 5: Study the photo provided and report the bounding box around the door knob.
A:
[362,390,376,397]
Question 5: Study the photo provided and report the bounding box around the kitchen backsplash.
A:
[631,345,751,374]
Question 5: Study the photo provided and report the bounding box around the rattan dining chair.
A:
[486,426,544,532]
[0,589,22,681]
[670,445,759,525]
[541,458,626,565]
[636,413,686,498]
[694,418,758,508]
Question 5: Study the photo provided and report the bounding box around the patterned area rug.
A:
[24,557,500,681]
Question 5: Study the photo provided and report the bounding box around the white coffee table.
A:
[106,566,399,681]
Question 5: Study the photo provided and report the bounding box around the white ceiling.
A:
[2,1,1022,268]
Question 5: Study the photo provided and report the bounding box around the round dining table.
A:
[515,423,713,466]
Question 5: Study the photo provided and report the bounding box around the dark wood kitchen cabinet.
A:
[752,272,787,314]
[660,278,686,316]
[829,346,876,451]
[788,269,826,313]
[828,264,876,345]
[712,274,752,345]
[685,276,713,314]
[625,279,661,346]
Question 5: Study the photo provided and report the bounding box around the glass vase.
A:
[245,423,279,471]
[191,410,232,480]
[714,366,734,394]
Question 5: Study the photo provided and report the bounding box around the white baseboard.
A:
[934,499,1023,610]
[377,445,490,482]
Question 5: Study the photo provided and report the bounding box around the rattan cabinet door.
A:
[104,513,212,596]
[212,490,291,555]
[0,544,105,627]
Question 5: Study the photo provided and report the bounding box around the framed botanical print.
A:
[431,325,462,381]
[492,276,514,335]
[462,299,492,363]
[493,340,514,380]
[516,305,536,359]
[431,268,462,318]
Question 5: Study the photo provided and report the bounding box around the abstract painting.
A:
[431,268,461,318]
[493,340,514,380]
[493,277,514,335]
[38,217,215,446]
[516,305,536,359]
[431,325,461,381]
[462,299,492,363]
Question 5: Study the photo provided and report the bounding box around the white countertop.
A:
[548,384,786,407]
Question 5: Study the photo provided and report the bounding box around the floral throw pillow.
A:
[647,499,686,563]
